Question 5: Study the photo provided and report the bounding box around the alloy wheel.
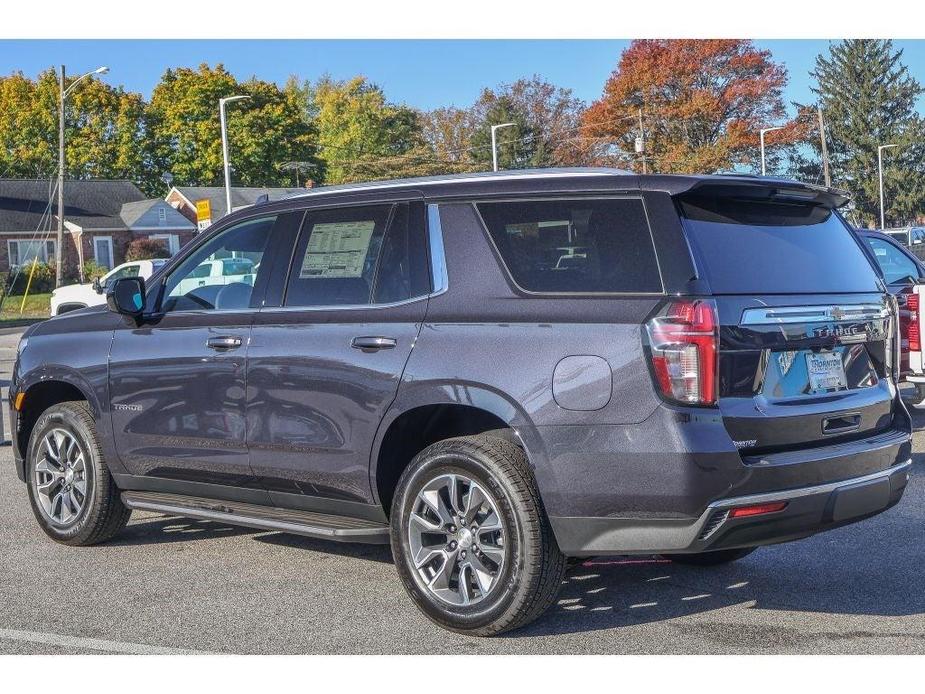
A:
[407,473,507,606]
[34,429,88,526]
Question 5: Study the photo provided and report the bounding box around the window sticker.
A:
[299,220,376,278]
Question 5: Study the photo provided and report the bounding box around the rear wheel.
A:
[663,547,757,566]
[26,401,131,546]
[390,434,565,636]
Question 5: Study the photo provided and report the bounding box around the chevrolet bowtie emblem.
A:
[830,307,845,321]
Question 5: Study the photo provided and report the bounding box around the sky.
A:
[2,39,925,114]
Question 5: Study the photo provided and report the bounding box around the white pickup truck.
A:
[50,259,167,316]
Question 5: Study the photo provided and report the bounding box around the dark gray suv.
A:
[9,169,913,636]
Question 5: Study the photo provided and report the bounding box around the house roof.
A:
[171,186,304,220]
[119,198,195,230]
[0,178,146,231]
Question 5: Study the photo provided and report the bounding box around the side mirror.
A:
[92,277,103,294]
[106,277,146,319]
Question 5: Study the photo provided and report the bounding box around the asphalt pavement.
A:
[1,328,923,654]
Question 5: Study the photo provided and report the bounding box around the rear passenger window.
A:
[284,202,429,307]
[475,198,662,293]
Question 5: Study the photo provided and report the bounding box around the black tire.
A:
[663,547,757,566]
[390,434,566,636]
[26,401,131,546]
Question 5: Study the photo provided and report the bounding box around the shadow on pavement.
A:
[111,512,394,563]
[514,462,925,639]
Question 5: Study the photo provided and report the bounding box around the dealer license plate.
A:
[805,351,847,392]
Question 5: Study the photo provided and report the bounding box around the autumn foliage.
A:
[582,40,806,174]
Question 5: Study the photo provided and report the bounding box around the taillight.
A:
[645,299,718,405]
[908,291,920,352]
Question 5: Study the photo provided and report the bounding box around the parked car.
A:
[857,229,925,400]
[10,169,912,636]
[49,259,167,316]
[881,226,925,247]
[170,257,257,301]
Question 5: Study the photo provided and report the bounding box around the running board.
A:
[121,491,390,544]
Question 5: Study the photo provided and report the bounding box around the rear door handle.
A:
[351,336,397,352]
[207,336,243,350]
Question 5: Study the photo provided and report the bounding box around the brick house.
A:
[165,185,303,230]
[0,179,196,276]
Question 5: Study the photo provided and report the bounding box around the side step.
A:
[121,491,390,544]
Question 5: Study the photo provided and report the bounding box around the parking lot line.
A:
[0,628,217,655]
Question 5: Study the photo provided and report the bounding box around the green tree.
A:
[310,76,428,183]
[471,76,587,168]
[807,40,925,227]
[0,69,147,185]
[146,64,321,191]
[468,95,535,170]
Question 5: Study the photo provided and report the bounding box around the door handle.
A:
[351,336,397,352]
[207,336,243,350]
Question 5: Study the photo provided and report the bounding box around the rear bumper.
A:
[550,460,912,557]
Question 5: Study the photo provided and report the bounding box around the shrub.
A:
[82,259,109,282]
[2,261,57,296]
[125,238,171,262]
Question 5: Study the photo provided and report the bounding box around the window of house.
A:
[475,198,662,293]
[8,240,56,268]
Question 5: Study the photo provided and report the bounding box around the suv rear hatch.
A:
[676,184,900,456]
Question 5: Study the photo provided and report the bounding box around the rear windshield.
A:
[679,196,880,294]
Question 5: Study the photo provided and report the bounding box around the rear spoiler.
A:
[639,174,850,209]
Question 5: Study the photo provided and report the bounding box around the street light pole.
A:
[878,143,899,229]
[55,65,109,288]
[759,126,785,176]
[220,95,251,216]
[56,65,65,288]
[490,122,516,172]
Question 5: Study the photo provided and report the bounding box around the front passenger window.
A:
[160,216,276,312]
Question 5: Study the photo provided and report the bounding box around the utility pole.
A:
[54,65,109,287]
[56,65,65,288]
[637,108,647,175]
[817,105,831,187]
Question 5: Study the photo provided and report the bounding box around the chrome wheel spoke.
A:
[465,553,495,594]
[477,543,504,563]
[408,472,506,607]
[462,485,486,525]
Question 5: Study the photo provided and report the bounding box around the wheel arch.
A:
[370,383,545,516]
[15,369,102,478]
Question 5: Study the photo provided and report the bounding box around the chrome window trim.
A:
[258,294,430,314]
[470,195,667,297]
[740,303,890,325]
[427,203,449,296]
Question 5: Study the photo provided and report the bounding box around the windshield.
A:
[679,196,881,294]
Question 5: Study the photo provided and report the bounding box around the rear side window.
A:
[679,196,881,294]
[475,198,662,293]
[864,237,920,284]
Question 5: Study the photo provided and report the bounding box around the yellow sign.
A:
[195,199,212,222]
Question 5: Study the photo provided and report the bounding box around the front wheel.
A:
[390,434,565,636]
[662,547,757,566]
[26,401,131,546]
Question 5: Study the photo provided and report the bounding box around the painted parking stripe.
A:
[0,628,216,655]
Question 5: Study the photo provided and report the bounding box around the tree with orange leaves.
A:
[581,40,806,175]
